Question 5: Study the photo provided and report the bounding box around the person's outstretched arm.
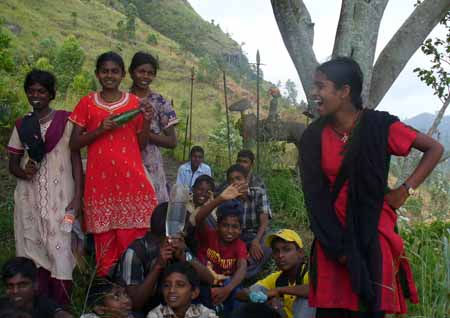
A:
[195,183,247,225]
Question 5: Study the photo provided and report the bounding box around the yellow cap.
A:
[266,229,303,249]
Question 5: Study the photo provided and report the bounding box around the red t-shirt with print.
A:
[197,227,248,276]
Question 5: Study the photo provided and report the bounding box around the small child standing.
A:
[236,229,315,318]
[146,262,217,318]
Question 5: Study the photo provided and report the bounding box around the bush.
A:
[68,71,97,99]
[266,170,308,227]
[146,33,158,45]
[207,119,242,182]
[54,35,86,96]
[34,57,54,72]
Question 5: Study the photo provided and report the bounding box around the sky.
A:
[188,0,448,119]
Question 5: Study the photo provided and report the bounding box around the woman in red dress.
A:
[69,52,157,276]
[299,57,443,317]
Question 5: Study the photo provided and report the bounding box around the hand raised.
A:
[219,183,248,201]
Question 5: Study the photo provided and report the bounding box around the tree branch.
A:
[439,151,450,164]
[271,0,318,104]
[427,94,450,136]
[332,0,389,103]
[332,0,356,57]
[368,0,450,109]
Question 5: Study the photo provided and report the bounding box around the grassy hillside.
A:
[116,0,241,56]
[0,0,268,150]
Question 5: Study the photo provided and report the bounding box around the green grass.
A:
[400,222,450,317]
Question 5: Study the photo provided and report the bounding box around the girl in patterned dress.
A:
[7,70,83,306]
[129,52,179,203]
[69,52,157,276]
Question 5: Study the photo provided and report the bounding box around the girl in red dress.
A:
[299,57,443,318]
[69,52,157,276]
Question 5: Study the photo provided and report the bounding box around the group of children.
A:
[2,50,313,318]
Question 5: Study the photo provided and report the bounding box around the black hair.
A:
[235,303,281,318]
[162,262,200,289]
[95,51,125,74]
[1,257,37,283]
[129,51,159,75]
[237,149,255,163]
[190,146,204,157]
[150,202,168,236]
[86,277,125,309]
[24,69,56,100]
[192,174,215,192]
[217,199,243,225]
[316,56,363,109]
[226,163,248,180]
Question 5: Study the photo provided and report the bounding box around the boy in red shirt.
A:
[196,200,248,316]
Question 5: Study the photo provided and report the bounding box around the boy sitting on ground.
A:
[209,164,272,278]
[110,203,213,314]
[81,278,133,318]
[196,200,248,316]
[184,175,216,253]
[0,257,71,318]
[147,262,217,318]
[236,229,315,318]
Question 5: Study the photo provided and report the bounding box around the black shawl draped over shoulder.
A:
[299,110,399,308]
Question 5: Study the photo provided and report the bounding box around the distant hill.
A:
[106,0,257,86]
[405,113,450,148]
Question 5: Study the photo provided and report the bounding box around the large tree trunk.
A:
[271,0,450,110]
[332,0,389,102]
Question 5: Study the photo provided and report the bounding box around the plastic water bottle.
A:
[165,184,189,237]
[60,209,75,233]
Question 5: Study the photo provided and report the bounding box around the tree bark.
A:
[271,0,318,104]
[368,0,450,109]
[333,0,389,102]
[427,95,450,136]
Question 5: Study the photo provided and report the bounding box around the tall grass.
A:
[400,221,450,317]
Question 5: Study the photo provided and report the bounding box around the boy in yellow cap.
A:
[236,229,315,318]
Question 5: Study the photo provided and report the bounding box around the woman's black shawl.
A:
[299,110,399,308]
[17,112,45,163]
